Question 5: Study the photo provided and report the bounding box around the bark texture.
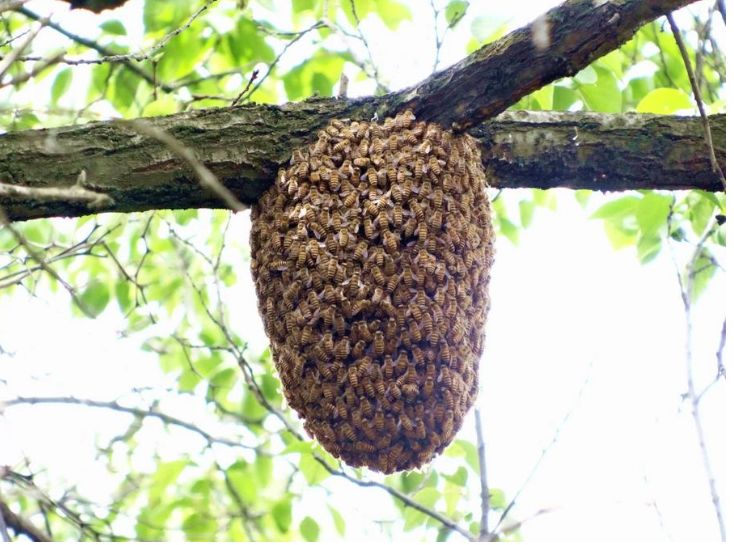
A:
[0,104,724,221]
[388,0,700,129]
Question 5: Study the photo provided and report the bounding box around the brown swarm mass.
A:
[250,110,494,473]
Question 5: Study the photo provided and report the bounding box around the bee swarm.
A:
[251,110,494,473]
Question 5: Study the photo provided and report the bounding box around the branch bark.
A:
[386,0,700,129]
[0,104,724,221]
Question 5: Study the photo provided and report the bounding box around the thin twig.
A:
[671,217,727,541]
[234,21,324,104]
[0,14,46,80]
[666,13,726,188]
[715,319,726,379]
[0,180,113,208]
[0,207,94,317]
[4,396,261,452]
[0,50,65,88]
[319,460,475,540]
[474,408,491,540]
[347,0,385,91]
[231,69,259,106]
[491,364,593,538]
[120,120,246,212]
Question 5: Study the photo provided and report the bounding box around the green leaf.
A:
[636,232,662,264]
[114,280,133,313]
[272,499,292,534]
[80,279,110,317]
[226,17,275,67]
[577,66,621,113]
[100,20,127,35]
[142,96,180,117]
[144,0,190,33]
[445,0,468,25]
[498,217,520,245]
[375,0,411,30]
[444,466,468,486]
[51,68,72,104]
[489,488,506,509]
[519,200,534,228]
[635,192,673,235]
[149,460,188,503]
[209,367,236,388]
[574,66,597,85]
[299,516,320,541]
[637,87,692,114]
[329,506,346,536]
[553,84,578,110]
[690,250,718,302]
[299,452,329,485]
[591,196,641,220]
[400,471,424,493]
[255,455,272,485]
[453,439,480,474]
[183,512,217,540]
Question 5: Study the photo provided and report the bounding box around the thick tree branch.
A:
[388,0,700,129]
[0,104,724,221]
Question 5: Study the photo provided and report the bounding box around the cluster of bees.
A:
[251,110,494,473]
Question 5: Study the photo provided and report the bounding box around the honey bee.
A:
[386,274,399,293]
[333,139,349,153]
[409,200,424,221]
[429,156,441,176]
[370,266,384,286]
[364,380,375,398]
[300,325,313,345]
[423,378,434,396]
[297,161,309,178]
[402,383,419,400]
[358,138,369,156]
[341,423,357,442]
[354,156,370,168]
[375,410,385,431]
[364,218,375,239]
[383,355,394,379]
[343,191,358,208]
[387,166,397,184]
[403,131,418,145]
[383,232,398,253]
[414,157,425,176]
[287,177,299,195]
[388,134,398,151]
[411,346,425,365]
[348,272,360,296]
[335,338,350,360]
[338,228,349,248]
[365,200,379,217]
[335,314,346,336]
[393,205,403,228]
[296,244,307,267]
[427,236,437,254]
[352,339,366,358]
[372,138,385,155]
[417,221,428,242]
[373,331,385,356]
[409,320,422,342]
[348,366,359,388]
[367,167,378,186]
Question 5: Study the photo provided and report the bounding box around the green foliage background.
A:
[0,0,725,541]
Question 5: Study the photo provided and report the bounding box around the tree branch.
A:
[387,0,701,129]
[0,499,51,542]
[0,105,724,222]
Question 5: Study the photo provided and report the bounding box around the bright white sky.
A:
[0,0,727,541]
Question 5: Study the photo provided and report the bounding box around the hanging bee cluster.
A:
[250,110,494,473]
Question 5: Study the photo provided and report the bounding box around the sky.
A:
[0,0,728,541]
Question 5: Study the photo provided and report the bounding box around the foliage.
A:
[0,0,725,541]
